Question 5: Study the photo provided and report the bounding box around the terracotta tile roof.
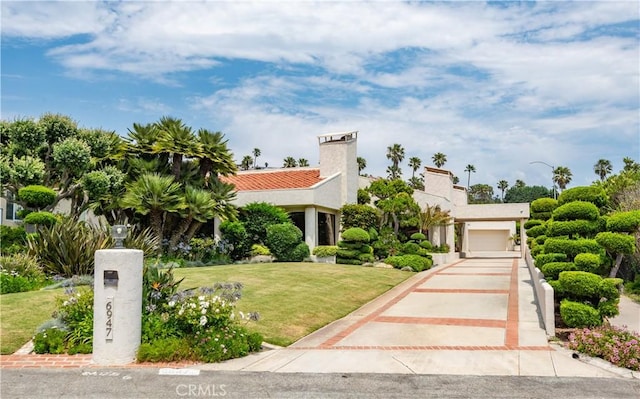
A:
[220,169,325,191]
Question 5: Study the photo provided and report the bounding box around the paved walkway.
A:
[1,257,637,378]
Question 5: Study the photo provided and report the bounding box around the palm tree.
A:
[357,157,367,175]
[452,176,460,185]
[196,129,237,184]
[464,164,476,189]
[153,117,199,180]
[418,204,451,235]
[240,155,253,171]
[408,157,422,178]
[126,122,159,161]
[623,157,640,172]
[497,180,509,202]
[283,157,297,168]
[167,186,217,253]
[120,173,185,243]
[182,180,238,244]
[252,148,261,169]
[593,159,612,181]
[432,152,447,168]
[553,166,573,191]
[298,158,309,167]
[386,143,405,179]
[514,179,526,188]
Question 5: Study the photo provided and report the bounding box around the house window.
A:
[4,191,22,221]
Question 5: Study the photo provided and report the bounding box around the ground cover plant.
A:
[568,324,640,371]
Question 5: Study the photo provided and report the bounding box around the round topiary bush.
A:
[606,210,640,233]
[552,201,600,221]
[410,232,426,241]
[534,253,568,268]
[312,245,338,258]
[419,240,433,250]
[546,220,602,238]
[541,262,577,281]
[265,223,304,262]
[558,186,608,208]
[560,300,602,328]
[574,253,601,273]
[524,219,544,229]
[526,224,547,238]
[18,185,56,209]
[531,198,558,213]
[341,227,370,243]
[558,271,603,301]
[290,242,310,262]
[384,254,432,272]
[23,211,57,227]
[401,242,421,255]
[543,238,602,261]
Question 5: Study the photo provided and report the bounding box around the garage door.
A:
[468,230,509,251]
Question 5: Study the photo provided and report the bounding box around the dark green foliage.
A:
[558,186,608,208]
[368,227,379,241]
[239,202,290,244]
[336,248,361,259]
[219,221,251,260]
[385,254,432,272]
[546,220,601,238]
[372,228,401,259]
[358,253,375,263]
[357,188,371,205]
[33,328,67,354]
[524,219,543,229]
[401,242,421,255]
[535,235,547,245]
[337,241,363,250]
[531,243,544,257]
[360,244,373,254]
[558,271,602,300]
[0,225,27,255]
[419,240,433,250]
[543,238,602,261]
[340,204,379,231]
[504,185,552,203]
[541,262,577,280]
[526,224,547,238]
[290,242,310,262]
[534,253,567,268]
[17,185,56,209]
[530,211,553,221]
[23,211,57,227]
[552,201,599,221]
[595,232,636,256]
[341,227,371,243]
[560,300,602,328]
[574,253,601,273]
[606,210,640,233]
[336,257,364,265]
[137,337,195,362]
[265,223,305,262]
[530,197,558,213]
[410,232,426,241]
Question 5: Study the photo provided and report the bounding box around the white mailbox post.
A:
[92,226,143,365]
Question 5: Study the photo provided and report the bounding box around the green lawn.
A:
[0,263,410,354]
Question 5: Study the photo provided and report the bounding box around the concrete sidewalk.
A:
[198,257,637,378]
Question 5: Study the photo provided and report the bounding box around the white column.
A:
[462,223,470,255]
[304,207,317,252]
[431,226,441,247]
[446,223,455,253]
[520,218,527,258]
[93,249,143,365]
[213,216,221,240]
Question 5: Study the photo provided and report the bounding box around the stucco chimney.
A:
[318,131,358,205]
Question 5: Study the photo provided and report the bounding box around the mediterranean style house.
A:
[220,131,530,259]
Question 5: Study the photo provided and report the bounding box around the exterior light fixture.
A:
[112,225,128,248]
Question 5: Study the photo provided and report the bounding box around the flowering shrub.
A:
[568,324,640,371]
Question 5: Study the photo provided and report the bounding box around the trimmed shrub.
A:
[526,224,547,238]
[401,242,421,255]
[524,219,544,229]
[595,232,636,256]
[541,262,577,281]
[552,201,599,221]
[17,185,56,209]
[341,227,370,243]
[336,257,364,266]
[239,202,290,244]
[410,232,426,241]
[337,248,361,259]
[385,254,432,272]
[530,211,552,221]
[560,300,602,328]
[543,238,602,261]
[265,223,304,262]
[606,210,640,233]
[531,198,558,213]
[419,240,433,250]
[546,220,601,238]
[558,186,608,208]
[219,221,251,261]
[360,244,373,254]
[558,271,602,301]
[312,245,338,257]
[23,211,57,227]
[597,278,623,318]
[535,235,547,245]
[340,204,379,231]
[534,253,567,268]
[0,225,27,255]
[358,253,375,263]
[368,227,379,241]
[531,244,545,257]
[290,242,310,262]
[337,241,364,250]
[250,244,271,256]
[574,253,601,273]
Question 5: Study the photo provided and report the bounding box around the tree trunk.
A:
[168,216,193,254]
[172,153,182,180]
[392,213,399,235]
[609,253,624,278]
[183,220,203,243]
[150,209,164,244]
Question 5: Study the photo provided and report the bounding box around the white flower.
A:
[201,308,206,315]
[239,311,245,320]
[199,315,207,326]
[230,312,235,320]
[198,296,205,301]
[168,300,176,307]
[178,308,184,316]
[189,303,196,309]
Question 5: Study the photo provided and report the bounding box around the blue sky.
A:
[2,1,639,192]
